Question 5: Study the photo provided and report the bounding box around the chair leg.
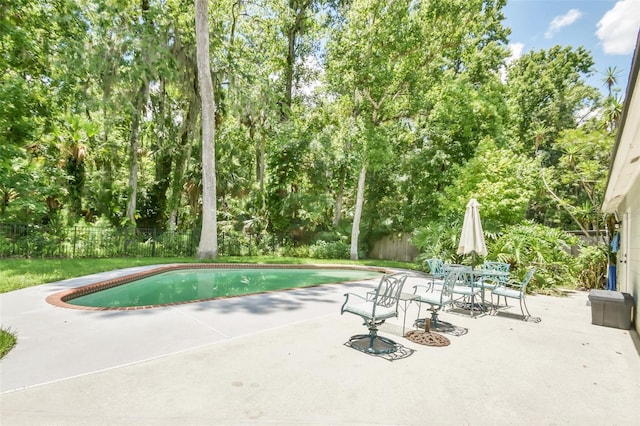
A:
[495,295,506,310]
[520,297,532,320]
[347,321,399,355]
[430,309,440,328]
[462,294,481,317]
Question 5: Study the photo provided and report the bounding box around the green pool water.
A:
[68,268,382,308]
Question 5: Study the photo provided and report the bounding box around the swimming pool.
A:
[47,264,386,310]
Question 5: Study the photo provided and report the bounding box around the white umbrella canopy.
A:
[457,198,487,259]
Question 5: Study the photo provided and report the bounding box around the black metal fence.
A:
[0,224,287,259]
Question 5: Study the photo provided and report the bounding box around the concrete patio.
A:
[1,265,639,425]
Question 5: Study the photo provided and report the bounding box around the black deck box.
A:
[588,290,633,330]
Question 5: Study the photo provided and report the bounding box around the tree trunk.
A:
[350,163,366,260]
[145,80,172,229]
[168,96,197,231]
[281,0,311,120]
[258,125,266,190]
[195,0,218,259]
[125,82,149,228]
[333,167,345,227]
[124,0,154,229]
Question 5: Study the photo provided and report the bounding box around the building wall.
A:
[617,180,640,333]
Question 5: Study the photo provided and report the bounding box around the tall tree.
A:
[195,0,218,258]
[540,127,614,240]
[326,0,510,257]
[281,0,312,120]
[600,66,621,98]
[0,0,89,223]
[326,0,423,258]
[505,46,598,154]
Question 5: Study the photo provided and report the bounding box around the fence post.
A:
[12,224,16,256]
[73,226,77,258]
[152,228,157,257]
[190,228,196,256]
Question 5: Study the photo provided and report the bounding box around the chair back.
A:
[483,261,510,272]
[426,258,445,278]
[371,273,407,316]
[439,268,461,303]
[483,261,510,284]
[519,267,536,292]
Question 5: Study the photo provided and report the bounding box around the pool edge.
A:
[45,263,393,311]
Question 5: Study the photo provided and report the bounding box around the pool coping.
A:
[45,263,392,311]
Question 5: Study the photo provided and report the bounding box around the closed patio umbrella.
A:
[457,198,487,267]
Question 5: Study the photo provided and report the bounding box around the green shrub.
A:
[489,221,580,293]
[308,240,350,259]
[575,244,608,290]
[281,244,310,258]
[412,222,464,268]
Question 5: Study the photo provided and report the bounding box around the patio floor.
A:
[1,266,639,425]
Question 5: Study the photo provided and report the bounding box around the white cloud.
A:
[545,9,582,39]
[507,42,525,64]
[500,43,526,83]
[596,0,640,55]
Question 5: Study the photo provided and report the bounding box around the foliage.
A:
[0,328,17,359]
[538,127,615,238]
[0,0,620,295]
[575,244,609,290]
[308,240,351,259]
[412,220,586,294]
[506,46,599,153]
[411,221,464,268]
[489,222,581,293]
[437,138,538,232]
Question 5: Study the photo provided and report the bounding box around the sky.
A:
[502,0,640,98]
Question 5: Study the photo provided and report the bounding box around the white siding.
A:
[617,183,640,332]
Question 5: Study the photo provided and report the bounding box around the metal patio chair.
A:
[412,268,460,330]
[425,258,446,287]
[491,267,536,320]
[478,261,511,291]
[341,273,408,354]
[449,265,484,317]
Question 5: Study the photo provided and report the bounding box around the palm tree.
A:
[603,95,623,133]
[532,122,550,153]
[600,66,621,98]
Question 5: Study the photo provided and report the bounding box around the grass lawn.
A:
[0,328,17,359]
[0,256,418,294]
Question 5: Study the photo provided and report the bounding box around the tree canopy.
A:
[1,0,618,268]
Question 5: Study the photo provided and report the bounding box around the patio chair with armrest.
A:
[490,267,536,320]
[412,268,460,330]
[341,272,408,354]
[450,266,484,317]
